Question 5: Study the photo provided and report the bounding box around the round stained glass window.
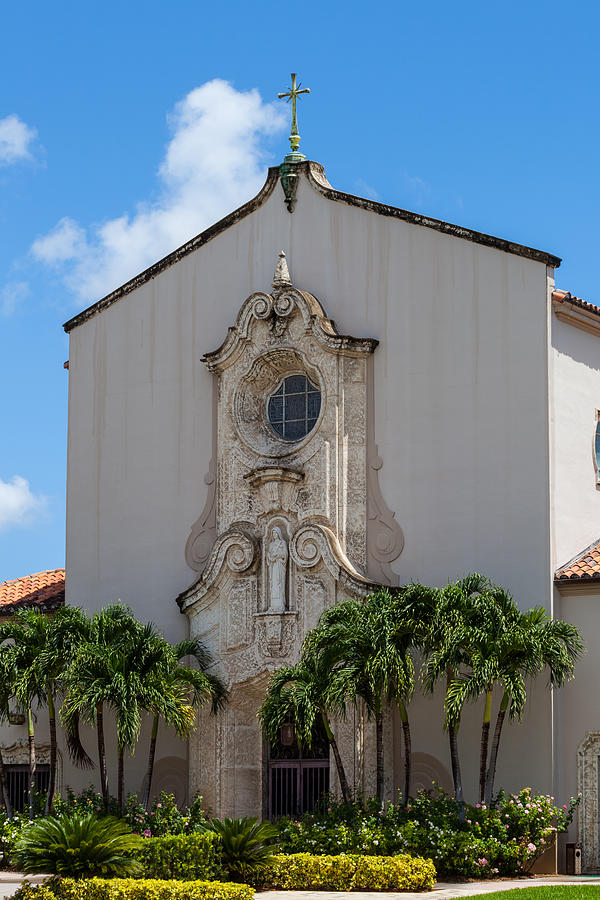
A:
[267,374,321,441]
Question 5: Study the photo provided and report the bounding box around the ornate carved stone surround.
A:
[183,250,403,600]
[178,252,403,813]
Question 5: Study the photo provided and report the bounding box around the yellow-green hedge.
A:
[135,833,222,880]
[256,852,437,891]
[14,879,253,900]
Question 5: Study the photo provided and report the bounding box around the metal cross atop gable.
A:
[278,73,310,153]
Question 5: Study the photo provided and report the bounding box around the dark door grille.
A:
[268,760,329,820]
[6,765,50,813]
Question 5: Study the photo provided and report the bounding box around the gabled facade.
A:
[52,156,600,864]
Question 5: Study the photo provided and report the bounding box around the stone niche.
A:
[178,252,403,816]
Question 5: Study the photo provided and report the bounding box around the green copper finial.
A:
[278,73,310,154]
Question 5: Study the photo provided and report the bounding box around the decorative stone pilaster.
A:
[577,732,600,871]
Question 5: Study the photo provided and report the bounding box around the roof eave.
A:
[63,159,562,335]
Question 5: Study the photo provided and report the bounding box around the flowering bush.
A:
[275,787,579,877]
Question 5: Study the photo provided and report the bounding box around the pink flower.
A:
[157,803,162,808]
[477,858,488,867]
[467,819,472,824]
[563,805,567,810]
[527,843,536,852]
[143,829,152,838]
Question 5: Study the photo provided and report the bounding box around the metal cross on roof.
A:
[278,73,310,153]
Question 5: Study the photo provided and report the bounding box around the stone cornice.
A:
[63,160,561,334]
[202,286,378,374]
[303,161,561,268]
[555,577,600,595]
[552,290,600,339]
[63,167,281,333]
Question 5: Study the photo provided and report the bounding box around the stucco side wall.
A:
[551,316,600,570]
[66,168,553,801]
[554,586,600,863]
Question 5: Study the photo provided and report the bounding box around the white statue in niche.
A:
[266,526,288,612]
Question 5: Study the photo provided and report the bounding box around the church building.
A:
[3,79,600,870]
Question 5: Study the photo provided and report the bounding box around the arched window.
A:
[267,374,321,441]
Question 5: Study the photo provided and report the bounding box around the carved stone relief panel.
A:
[224,578,254,651]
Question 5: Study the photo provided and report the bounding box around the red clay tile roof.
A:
[0,569,65,612]
[553,289,600,317]
[555,540,600,582]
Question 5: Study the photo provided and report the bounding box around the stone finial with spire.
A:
[272,250,292,295]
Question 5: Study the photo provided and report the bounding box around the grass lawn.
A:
[468,891,600,900]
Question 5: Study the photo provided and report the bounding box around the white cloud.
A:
[31,218,86,264]
[0,115,37,165]
[1,281,30,316]
[31,80,286,304]
[0,476,45,530]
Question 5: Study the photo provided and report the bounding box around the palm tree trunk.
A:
[96,703,109,810]
[484,691,510,804]
[117,745,124,811]
[26,707,36,820]
[398,701,412,804]
[321,711,351,803]
[142,713,159,810]
[479,687,493,803]
[375,710,384,801]
[0,748,12,818]
[45,685,57,815]
[446,670,464,822]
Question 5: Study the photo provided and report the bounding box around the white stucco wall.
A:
[65,164,554,801]
[554,585,600,858]
[551,316,600,570]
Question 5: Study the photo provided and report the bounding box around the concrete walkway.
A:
[257,878,600,900]
[3,873,600,900]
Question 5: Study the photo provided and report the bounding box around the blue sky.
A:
[1,0,599,582]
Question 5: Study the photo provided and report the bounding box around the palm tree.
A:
[307,590,414,801]
[0,664,14,817]
[0,609,51,818]
[483,606,583,803]
[63,612,200,810]
[259,655,352,803]
[142,637,227,810]
[442,583,518,803]
[61,605,141,809]
[420,574,494,811]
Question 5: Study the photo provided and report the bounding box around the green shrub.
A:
[136,833,222,881]
[255,853,436,891]
[13,879,253,900]
[12,814,143,877]
[353,855,437,891]
[200,817,277,881]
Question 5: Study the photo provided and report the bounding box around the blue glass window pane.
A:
[268,396,283,422]
[308,393,321,418]
[284,375,307,394]
[285,394,306,421]
[284,419,306,440]
[267,374,321,441]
